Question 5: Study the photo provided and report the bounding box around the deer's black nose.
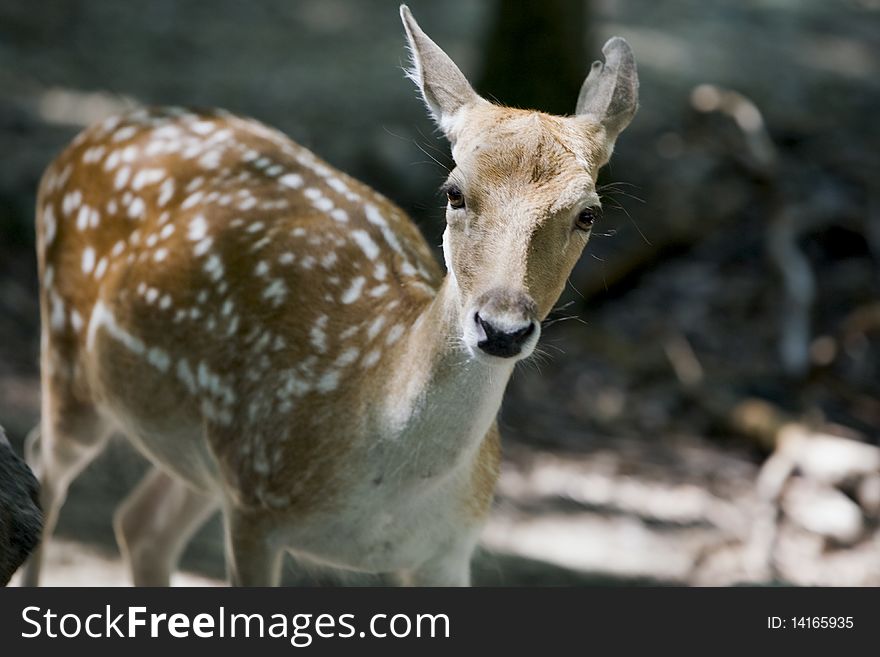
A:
[475,313,536,358]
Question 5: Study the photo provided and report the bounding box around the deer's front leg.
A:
[397,533,479,587]
[223,508,283,586]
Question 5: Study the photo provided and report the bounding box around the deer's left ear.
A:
[400,5,480,140]
[576,36,639,164]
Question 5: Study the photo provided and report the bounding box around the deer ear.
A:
[400,5,479,138]
[576,37,639,160]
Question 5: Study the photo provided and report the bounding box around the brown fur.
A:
[37,108,443,513]
[24,7,637,586]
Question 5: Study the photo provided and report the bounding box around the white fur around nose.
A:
[477,311,532,335]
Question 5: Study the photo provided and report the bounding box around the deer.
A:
[21,5,638,587]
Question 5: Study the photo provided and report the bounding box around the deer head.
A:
[401,5,638,361]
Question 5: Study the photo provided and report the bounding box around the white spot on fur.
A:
[364,203,388,227]
[102,115,122,132]
[114,166,131,190]
[262,279,287,306]
[386,323,404,345]
[326,177,350,195]
[190,120,215,135]
[182,191,204,209]
[188,215,208,241]
[335,347,359,367]
[193,237,214,257]
[70,309,83,332]
[250,236,271,252]
[310,314,328,353]
[362,349,381,368]
[316,371,339,393]
[81,247,95,274]
[82,145,106,164]
[341,276,366,304]
[279,173,304,189]
[49,292,65,331]
[204,254,224,281]
[112,125,137,142]
[366,204,405,257]
[94,257,108,279]
[147,347,171,372]
[186,176,205,193]
[128,197,145,219]
[86,300,144,356]
[176,358,197,393]
[76,205,99,230]
[367,315,386,340]
[198,149,222,170]
[103,150,121,171]
[313,197,333,212]
[351,229,380,260]
[131,168,166,190]
[62,190,82,216]
[121,145,138,163]
[330,208,349,223]
[157,178,175,207]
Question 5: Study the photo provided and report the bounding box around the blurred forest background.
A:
[1,0,879,585]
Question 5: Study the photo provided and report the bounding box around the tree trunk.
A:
[478,0,590,116]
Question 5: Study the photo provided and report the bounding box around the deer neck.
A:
[379,274,513,477]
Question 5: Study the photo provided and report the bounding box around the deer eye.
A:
[575,207,600,231]
[446,185,465,210]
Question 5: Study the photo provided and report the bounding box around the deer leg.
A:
[114,467,217,586]
[223,508,283,586]
[396,535,478,587]
[21,401,112,586]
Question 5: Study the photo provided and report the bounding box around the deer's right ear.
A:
[400,5,479,139]
[576,36,639,163]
